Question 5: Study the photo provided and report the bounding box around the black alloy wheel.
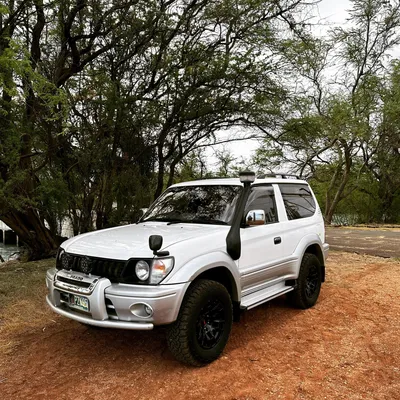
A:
[167,279,233,366]
[196,298,225,350]
[288,253,322,309]
[305,264,320,299]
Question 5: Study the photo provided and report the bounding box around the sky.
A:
[316,0,351,29]
[207,0,353,169]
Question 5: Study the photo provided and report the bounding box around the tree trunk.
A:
[154,144,165,199]
[324,163,341,225]
[0,1,58,259]
[1,209,59,260]
[324,145,352,224]
[167,161,178,188]
[80,193,95,233]
[378,175,395,223]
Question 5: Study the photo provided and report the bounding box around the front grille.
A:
[60,254,127,282]
[57,276,92,288]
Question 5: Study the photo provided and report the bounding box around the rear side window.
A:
[244,185,278,224]
[279,184,316,220]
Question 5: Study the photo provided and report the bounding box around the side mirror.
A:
[149,235,170,257]
[245,209,266,226]
[149,235,163,252]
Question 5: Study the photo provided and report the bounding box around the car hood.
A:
[61,222,229,260]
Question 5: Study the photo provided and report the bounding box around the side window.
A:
[244,185,278,224]
[279,184,316,220]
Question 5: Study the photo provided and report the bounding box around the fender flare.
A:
[163,251,241,301]
[293,234,326,281]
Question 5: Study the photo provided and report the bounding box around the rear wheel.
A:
[166,279,233,366]
[289,253,322,309]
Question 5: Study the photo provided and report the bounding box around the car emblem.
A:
[81,256,93,274]
[67,274,83,281]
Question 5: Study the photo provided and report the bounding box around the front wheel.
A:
[288,253,322,309]
[166,279,233,366]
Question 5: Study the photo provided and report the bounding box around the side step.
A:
[240,282,294,310]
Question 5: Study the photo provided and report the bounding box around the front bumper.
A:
[46,296,154,330]
[46,268,189,330]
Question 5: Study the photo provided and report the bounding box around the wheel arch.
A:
[303,243,325,282]
[192,266,239,303]
[164,251,241,301]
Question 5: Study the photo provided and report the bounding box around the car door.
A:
[274,183,321,275]
[239,184,285,293]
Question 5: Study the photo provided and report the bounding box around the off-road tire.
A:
[288,253,322,309]
[166,279,233,366]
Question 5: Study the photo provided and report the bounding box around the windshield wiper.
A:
[141,217,185,225]
[167,219,228,225]
[141,217,175,223]
[142,218,228,226]
[187,219,229,225]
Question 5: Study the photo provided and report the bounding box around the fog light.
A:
[130,303,153,318]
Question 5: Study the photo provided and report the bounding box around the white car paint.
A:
[61,222,228,261]
[47,176,329,330]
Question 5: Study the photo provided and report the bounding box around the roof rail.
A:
[257,172,300,180]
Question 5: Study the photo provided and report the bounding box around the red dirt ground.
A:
[1,251,400,400]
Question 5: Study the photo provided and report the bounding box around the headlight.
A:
[124,257,175,284]
[150,258,174,284]
[135,260,150,281]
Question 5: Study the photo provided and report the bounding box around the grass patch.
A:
[0,259,54,356]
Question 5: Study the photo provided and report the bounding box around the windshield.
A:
[141,185,242,225]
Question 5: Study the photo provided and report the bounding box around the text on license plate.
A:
[72,295,89,312]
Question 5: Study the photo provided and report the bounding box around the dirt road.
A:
[1,252,400,400]
[326,226,400,258]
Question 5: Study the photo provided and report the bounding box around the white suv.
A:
[46,172,329,366]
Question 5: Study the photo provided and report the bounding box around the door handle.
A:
[274,237,281,245]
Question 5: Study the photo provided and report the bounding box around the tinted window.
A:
[244,185,277,224]
[142,185,242,225]
[279,184,316,220]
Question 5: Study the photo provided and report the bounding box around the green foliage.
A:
[254,0,400,224]
[2,0,321,258]
[309,164,383,224]
[5,0,399,256]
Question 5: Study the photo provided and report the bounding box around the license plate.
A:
[72,295,89,312]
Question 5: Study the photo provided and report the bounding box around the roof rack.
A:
[257,172,300,180]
